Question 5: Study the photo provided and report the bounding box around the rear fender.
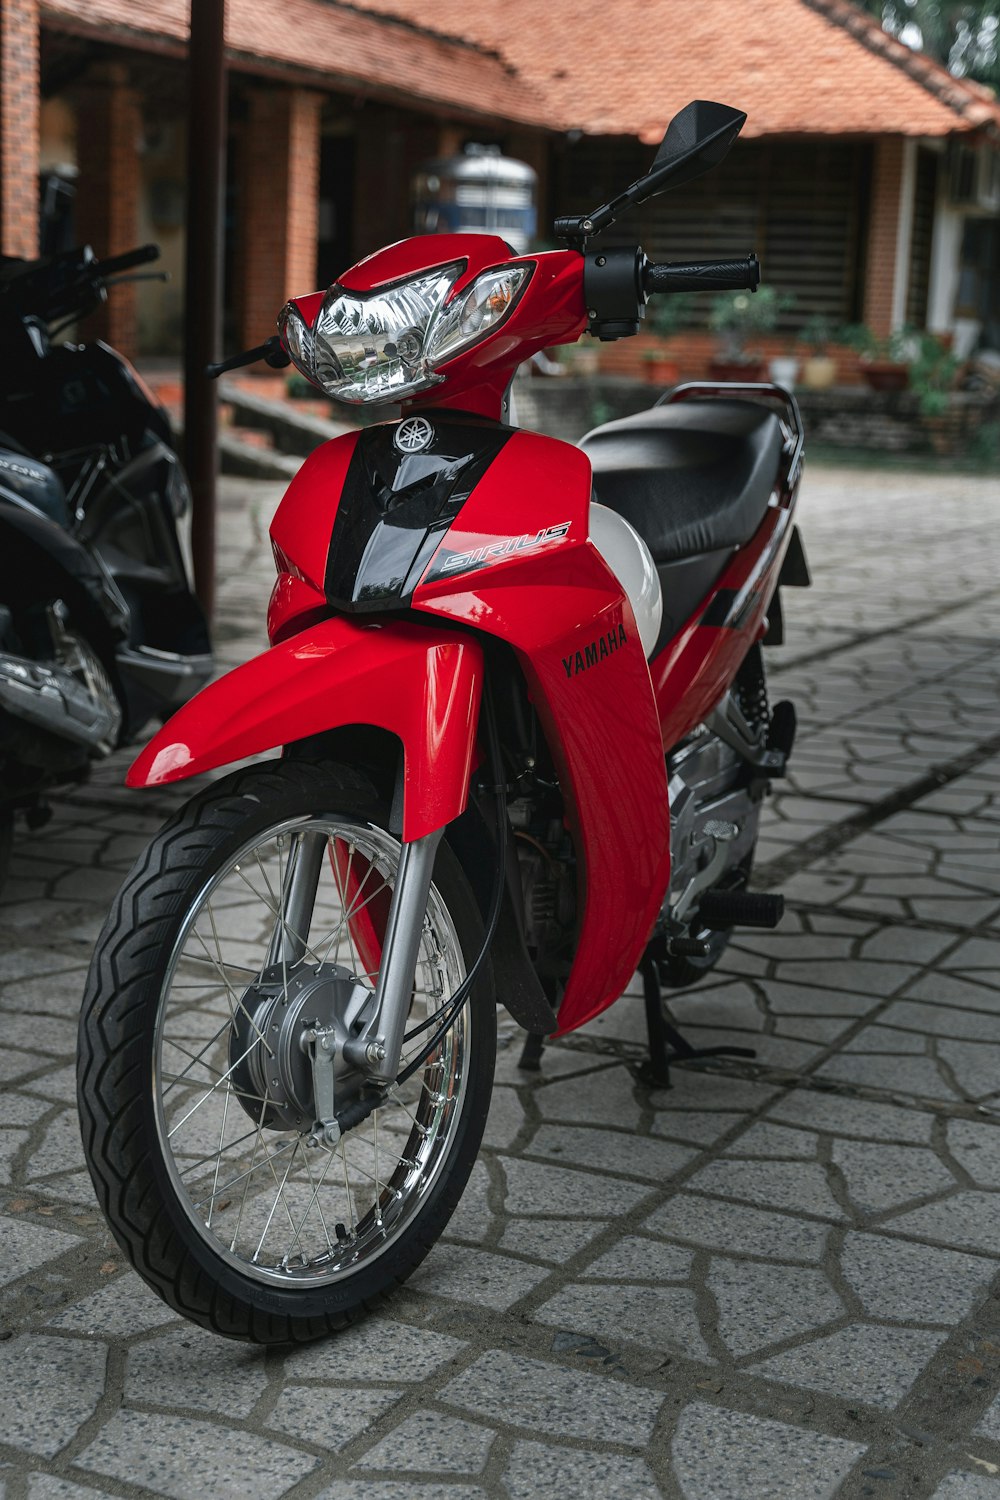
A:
[127,616,483,842]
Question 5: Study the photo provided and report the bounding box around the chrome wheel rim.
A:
[152,815,469,1287]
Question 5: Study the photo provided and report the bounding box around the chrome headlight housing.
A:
[279,260,530,405]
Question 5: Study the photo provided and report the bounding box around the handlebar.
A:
[206,335,291,380]
[644,253,760,294]
[93,244,160,279]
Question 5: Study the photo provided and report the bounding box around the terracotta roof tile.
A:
[39,0,548,126]
[349,0,1000,138]
[41,0,1000,138]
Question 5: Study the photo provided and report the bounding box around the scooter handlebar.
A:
[93,244,161,279]
[644,253,760,294]
[206,335,291,380]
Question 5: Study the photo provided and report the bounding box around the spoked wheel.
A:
[78,760,496,1343]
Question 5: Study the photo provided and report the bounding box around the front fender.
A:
[127,617,483,842]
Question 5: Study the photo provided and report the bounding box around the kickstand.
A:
[635,955,756,1089]
[518,1031,547,1072]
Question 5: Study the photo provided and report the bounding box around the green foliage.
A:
[860,1,1000,88]
[644,291,694,338]
[708,286,794,356]
[798,315,835,354]
[840,322,961,413]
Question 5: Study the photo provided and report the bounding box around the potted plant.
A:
[798,316,838,390]
[909,332,961,453]
[708,285,787,382]
[841,324,912,391]
[641,292,693,385]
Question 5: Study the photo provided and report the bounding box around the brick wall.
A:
[74,63,141,356]
[238,87,323,348]
[0,0,40,259]
[863,135,905,338]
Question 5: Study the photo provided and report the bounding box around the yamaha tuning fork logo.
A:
[393,417,435,454]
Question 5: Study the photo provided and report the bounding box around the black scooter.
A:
[0,243,212,891]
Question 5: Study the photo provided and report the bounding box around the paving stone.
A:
[879,1000,1000,1043]
[47,1272,179,1335]
[125,1325,269,1417]
[648,1073,779,1114]
[534,1067,642,1128]
[0,1215,81,1286]
[774,960,918,997]
[527,1124,695,1183]
[974,1387,1000,1442]
[285,1318,466,1383]
[930,1473,1000,1499]
[357,1412,495,1473]
[502,1439,662,1500]
[316,1484,487,1500]
[842,1232,996,1323]
[0,1091,51,1126]
[860,928,956,963]
[26,1477,118,1499]
[23,1111,86,1182]
[752,1324,946,1409]
[534,1280,710,1360]
[671,1400,866,1499]
[938,1040,1000,1101]
[725,1123,819,1159]
[581,1235,693,1281]
[0,1336,106,1457]
[76,1410,319,1499]
[889,1191,1000,1253]
[645,1194,830,1263]
[841,1024,929,1054]
[499,1157,654,1217]
[443,1161,493,1242]
[681,1159,846,1220]
[817,1053,958,1100]
[651,1111,745,1147]
[709,1259,843,1357]
[481,1086,526,1150]
[766,1093,931,1143]
[267,1383,404,1451]
[410,1243,550,1309]
[438,1349,662,1444]
[948,1120,1000,1187]
[498,1217,607,1264]
[832,1140,956,1214]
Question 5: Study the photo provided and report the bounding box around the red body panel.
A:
[654,505,793,747]
[127,617,483,843]
[411,431,672,1034]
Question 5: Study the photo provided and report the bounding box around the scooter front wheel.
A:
[77,759,496,1343]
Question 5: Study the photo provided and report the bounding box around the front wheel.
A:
[78,759,496,1343]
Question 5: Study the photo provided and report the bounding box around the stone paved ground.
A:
[1,463,999,1500]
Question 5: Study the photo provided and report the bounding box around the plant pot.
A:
[708,356,767,383]
[768,355,800,389]
[644,356,680,385]
[800,354,837,390]
[862,359,909,392]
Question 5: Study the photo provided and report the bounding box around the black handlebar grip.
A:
[645,254,760,294]
[206,335,290,380]
[95,244,161,278]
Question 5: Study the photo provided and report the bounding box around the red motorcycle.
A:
[78,100,809,1342]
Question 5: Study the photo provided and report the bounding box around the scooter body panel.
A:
[126,615,483,844]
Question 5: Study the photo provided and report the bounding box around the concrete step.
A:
[218,380,354,458]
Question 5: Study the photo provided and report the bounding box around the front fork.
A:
[292,826,445,1145]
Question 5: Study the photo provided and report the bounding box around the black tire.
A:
[78,758,496,1344]
[0,807,12,898]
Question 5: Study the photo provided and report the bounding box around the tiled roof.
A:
[348,0,1000,139]
[39,0,548,127]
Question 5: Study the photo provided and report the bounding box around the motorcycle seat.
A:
[579,399,784,564]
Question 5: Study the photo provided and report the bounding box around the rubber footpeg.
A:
[767,700,797,761]
[698,890,785,930]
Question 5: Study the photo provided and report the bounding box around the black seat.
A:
[579,399,784,565]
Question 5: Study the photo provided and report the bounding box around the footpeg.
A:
[697,890,785,929]
[666,936,712,958]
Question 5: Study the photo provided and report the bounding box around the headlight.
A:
[279,261,530,405]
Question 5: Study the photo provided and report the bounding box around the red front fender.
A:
[127,617,483,842]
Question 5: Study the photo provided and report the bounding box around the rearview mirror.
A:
[555,99,747,241]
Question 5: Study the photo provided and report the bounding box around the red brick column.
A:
[0,0,40,259]
[74,63,141,356]
[863,136,905,339]
[239,87,323,349]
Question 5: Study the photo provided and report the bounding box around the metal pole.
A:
[183,0,227,622]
